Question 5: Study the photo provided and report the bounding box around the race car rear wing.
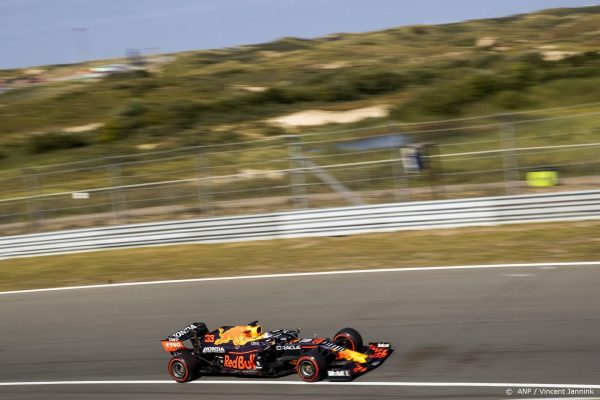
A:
[166,322,208,341]
[161,339,188,353]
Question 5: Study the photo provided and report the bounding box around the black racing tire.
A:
[168,352,199,383]
[296,352,327,382]
[333,327,363,351]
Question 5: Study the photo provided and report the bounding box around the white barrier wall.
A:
[1,189,599,260]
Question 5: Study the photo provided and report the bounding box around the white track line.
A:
[2,261,600,296]
[1,380,599,388]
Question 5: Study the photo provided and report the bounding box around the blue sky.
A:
[0,0,597,69]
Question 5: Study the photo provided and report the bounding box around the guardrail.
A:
[0,189,599,260]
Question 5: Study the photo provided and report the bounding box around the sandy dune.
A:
[269,105,389,127]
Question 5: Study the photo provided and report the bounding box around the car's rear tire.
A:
[296,352,327,382]
[333,327,363,351]
[168,352,199,383]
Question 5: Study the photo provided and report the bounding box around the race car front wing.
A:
[326,342,392,381]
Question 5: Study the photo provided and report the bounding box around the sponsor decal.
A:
[162,340,184,350]
[170,324,197,339]
[202,346,225,353]
[300,338,313,343]
[327,370,350,377]
[223,354,256,370]
[276,344,300,351]
[376,343,390,348]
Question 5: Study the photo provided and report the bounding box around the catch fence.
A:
[1,104,599,234]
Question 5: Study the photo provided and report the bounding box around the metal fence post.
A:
[393,147,409,202]
[21,168,43,231]
[285,135,309,209]
[500,122,521,196]
[107,163,128,223]
[106,165,119,222]
[196,152,214,215]
[424,143,444,200]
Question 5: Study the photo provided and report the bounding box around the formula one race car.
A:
[161,321,392,382]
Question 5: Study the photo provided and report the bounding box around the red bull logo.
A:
[224,354,256,370]
[215,326,263,346]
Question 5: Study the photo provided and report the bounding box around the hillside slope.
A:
[0,5,599,169]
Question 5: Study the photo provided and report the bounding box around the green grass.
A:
[0,220,598,291]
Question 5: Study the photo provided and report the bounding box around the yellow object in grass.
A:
[526,170,558,187]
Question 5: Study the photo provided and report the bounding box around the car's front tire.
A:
[168,352,199,383]
[333,327,363,351]
[296,352,327,382]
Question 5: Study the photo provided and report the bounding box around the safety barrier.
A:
[0,189,599,259]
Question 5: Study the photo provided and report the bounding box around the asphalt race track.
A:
[2,263,600,399]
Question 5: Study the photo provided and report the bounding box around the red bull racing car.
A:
[161,321,392,382]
